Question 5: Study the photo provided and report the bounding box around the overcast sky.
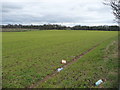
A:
[2,0,117,26]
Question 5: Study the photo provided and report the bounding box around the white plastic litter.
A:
[61,60,66,64]
[95,79,103,86]
[57,68,63,72]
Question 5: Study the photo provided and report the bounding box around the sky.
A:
[1,0,118,26]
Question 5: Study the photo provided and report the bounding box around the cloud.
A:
[2,2,23,13]
[2,0,117,26]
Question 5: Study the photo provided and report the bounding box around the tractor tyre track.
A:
[28,42,101,88]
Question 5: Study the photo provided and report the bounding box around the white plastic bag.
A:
[95,79,103,86]
[57,68,63,72]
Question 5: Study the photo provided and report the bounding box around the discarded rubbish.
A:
[95,79,103,86]
[57,67,63,72]
[61,60,66,64]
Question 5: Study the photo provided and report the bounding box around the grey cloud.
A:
[2,0,117,26]
[3,13,86,24]
[2,2,23,13]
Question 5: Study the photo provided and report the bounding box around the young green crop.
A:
[37,36,118,88]
[2,30,118,88]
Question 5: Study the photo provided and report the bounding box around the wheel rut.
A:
[28,42,101,88]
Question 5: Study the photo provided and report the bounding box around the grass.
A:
[2,30,118,88]
[0,32,2,89]
[37,36,118,88]
[2,28,38,32]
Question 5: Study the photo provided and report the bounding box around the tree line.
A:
[2,24,119,31]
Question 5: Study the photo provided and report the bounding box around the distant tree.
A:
[2,24,119,31]
[104,0,120,26]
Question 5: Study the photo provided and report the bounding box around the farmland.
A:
[2,30,118,88]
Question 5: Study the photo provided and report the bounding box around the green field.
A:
[0,32,2,89]
[2,30,118,88]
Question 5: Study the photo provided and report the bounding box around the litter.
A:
[95,79,103,86]
[57,67,63,72]
[61,60,67,64]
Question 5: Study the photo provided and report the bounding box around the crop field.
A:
[2,30,118,88]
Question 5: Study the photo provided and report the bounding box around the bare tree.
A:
[104,0,120,26]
